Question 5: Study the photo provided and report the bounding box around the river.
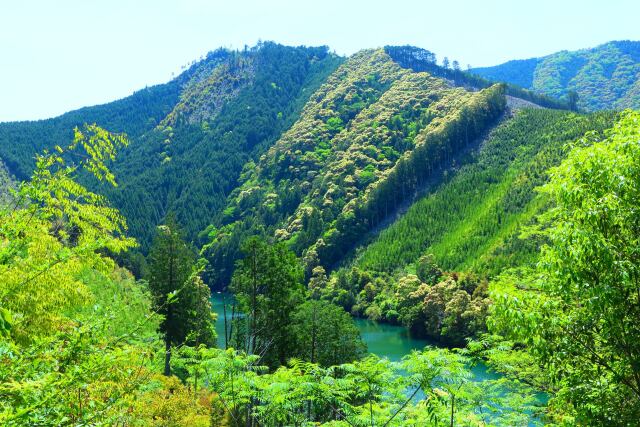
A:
[210,293,497,382]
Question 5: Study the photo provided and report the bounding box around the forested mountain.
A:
[102,43,341,248]
[201,47,506,286]
[3,39,640,425]
[472,40,640,111]
[0,42,342,250]
[318,108,616,343]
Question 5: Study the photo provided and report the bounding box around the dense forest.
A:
[1,40,640,425]
[473,40,640,111]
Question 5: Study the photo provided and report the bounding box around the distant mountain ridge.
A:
[472,40,640,111]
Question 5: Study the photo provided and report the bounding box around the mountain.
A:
[2,38,639,425]
[201,47,506,286]
[472,40,640,111]
[0,42,342,250]
[323,108,616,326]
[0,41,619,274]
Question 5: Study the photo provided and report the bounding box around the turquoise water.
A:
[211,293,496,381]
[210,293,544,424]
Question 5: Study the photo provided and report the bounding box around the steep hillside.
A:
[202,48,506,286]
[473,40,640,111]
[0,77,183,181]
[319,108,616,325]
[104,43,342,248]
[0,43,342,250]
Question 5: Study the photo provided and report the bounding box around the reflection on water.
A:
[210,293,544,424]
[211,293,496,381]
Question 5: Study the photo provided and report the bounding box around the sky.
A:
[1,0,639,122]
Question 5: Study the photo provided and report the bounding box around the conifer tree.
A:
[147,216,215,376]
[230,237,304,367]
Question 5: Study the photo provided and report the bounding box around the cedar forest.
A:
[1,40,640,426]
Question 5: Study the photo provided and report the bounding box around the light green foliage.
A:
[490,111,640,424]
[69,267,157,338]
[182,346,541,426]
[0,320,157,425]
[319,109,614,347]
[204,49,505,286]
[0,125,196,425]
[354,109,615,277]
[0,124,134,341]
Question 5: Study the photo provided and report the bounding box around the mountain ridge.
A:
[472,40,640,111]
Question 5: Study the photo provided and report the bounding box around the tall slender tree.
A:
[147,216,215,376]
[230,237,304,367]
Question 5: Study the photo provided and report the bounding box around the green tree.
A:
[416,253,442,284]
[230,237,304,367]
[492,110,640,424]
[147,216,215,376]
[0,124,134,342]
[291,299,365,366]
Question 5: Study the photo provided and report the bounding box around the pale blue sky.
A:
[2,0,639,122]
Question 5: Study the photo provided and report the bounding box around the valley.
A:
[1,37,639,425]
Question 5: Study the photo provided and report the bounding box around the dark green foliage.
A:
[386,45,569,109]
[229,237,305,368]
[416,254,442,284]
[291,299,365,366]
[0,81,183,180]
[0,42,342,254]
[473,40,640,111]
[104,43,342,250]
[147,216,215,375]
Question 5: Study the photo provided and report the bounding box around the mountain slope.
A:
[104,43,342,248]
[0,78,183,181]
[472,40,640,111]
[321,107,616,323]
[0,43,343,250]
[202,47,506,286]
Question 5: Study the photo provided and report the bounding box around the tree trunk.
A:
[450,393,455,427]
[164,338,172,376]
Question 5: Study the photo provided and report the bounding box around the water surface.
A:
[211,293,496,381]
